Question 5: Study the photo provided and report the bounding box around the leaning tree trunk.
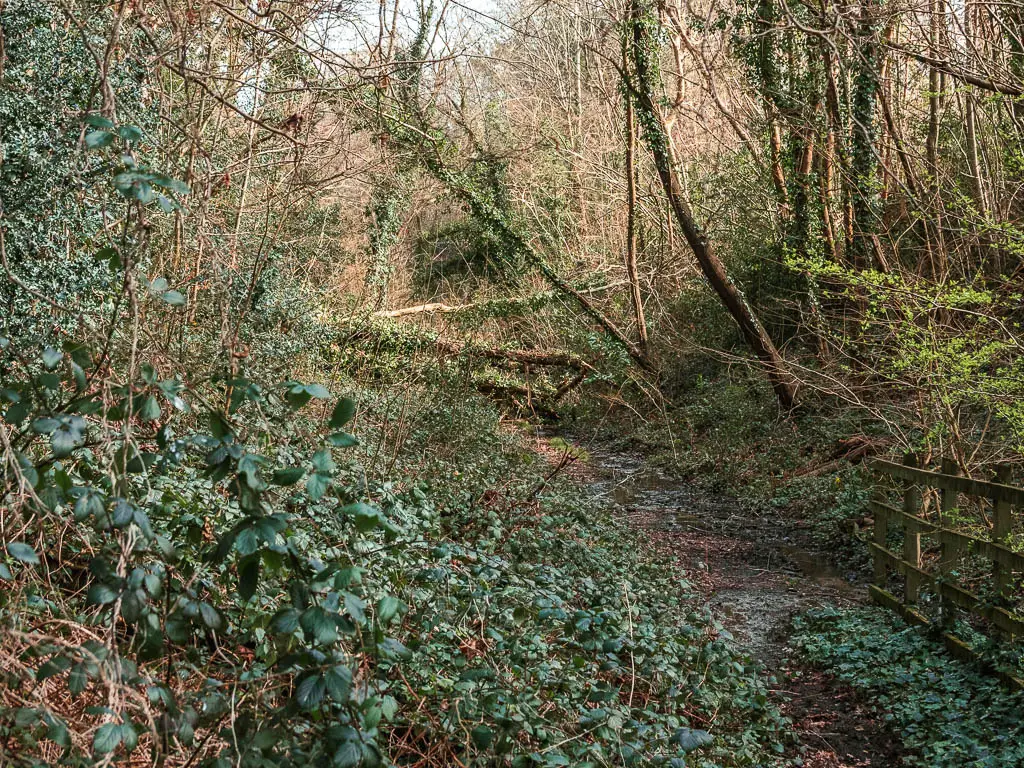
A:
[625,0,798,408]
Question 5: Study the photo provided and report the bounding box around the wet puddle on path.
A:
[574,443,905,768]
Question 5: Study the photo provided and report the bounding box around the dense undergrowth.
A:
[0,335,793,766]
[4,1,1024,766]
[571,363,1024,766]
[792,607,1024,768]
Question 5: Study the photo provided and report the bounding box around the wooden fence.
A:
[867,454,1024,689]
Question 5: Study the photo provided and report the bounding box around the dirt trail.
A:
[580,444,905,768]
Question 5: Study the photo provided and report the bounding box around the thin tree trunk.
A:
[850,0,884,270]
[927,0,941,177]
[627,1,797,408]
[623,47,649,352]
[821,38,845,263]
[769,118,790,216]
[925,0,948,277]
[963,6,987,212]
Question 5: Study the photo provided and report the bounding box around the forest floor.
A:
[534,433,906,768]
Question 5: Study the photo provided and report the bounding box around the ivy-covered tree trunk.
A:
[850,0,884,270]
[755,0,790,218]
[364,178,408,311]
[626,0,798,408]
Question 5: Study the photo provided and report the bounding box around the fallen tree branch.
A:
[373,302,470,318]
[887,43,1023,97]
[436,342,596,372]
[374,282,631,320]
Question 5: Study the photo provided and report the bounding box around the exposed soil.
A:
[541,436,906,767]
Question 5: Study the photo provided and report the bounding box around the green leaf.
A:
[238,556,260,601]
[311,448,335,474]
[138,395,161,422]
[343,592,365,624]
[324,665,352,702]
[377,596,402,624]
[51,428,78,457]
[84,130,114,149]
[119,722,138,752]
[85,115,115,129]
[41,347,62,369]
[295,674,326,709]
[45,714,70,747]
[161,290,186,307]
[286,385,312,409]
[4,401,30,426]
[32,418,60,434]
[471,724,494,749]
[87,584,119,605]
[301,607,339,645]
[363,699,382,730]
[329,398,356,428]
[37,656,71,681]
[71,362,87,390]
[7,541,39,564]
[93,722,122,754]
[68,663,88,695]
[118,125,143,143]
[306,472,329,502]
[208,411,232,440]
[50,415,86,457]
[378,637,411,660]
[199,603,223,630]
[271,608,300,634]
[272,467,305,486]
[156,176,190,195]
[672,728,713,752]
[305,383,331,399]
[327,432,358,448]
[334,740,362,768]
[345,503,382,533]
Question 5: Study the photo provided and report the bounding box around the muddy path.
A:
[571,442,906,768]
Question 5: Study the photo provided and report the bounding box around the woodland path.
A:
[540,435,906,768]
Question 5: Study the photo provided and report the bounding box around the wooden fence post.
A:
[993,463,1012,601]
[903,452,922,604]
[872,490,888,587]
[866,453,1024,688]
[938,457,960,626]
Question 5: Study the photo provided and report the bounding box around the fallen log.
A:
[436,342,595,373]
[373,302,470,318]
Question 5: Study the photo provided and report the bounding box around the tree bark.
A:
[623,44,650,353]
[850,0,884,270]
[626,1,798,408]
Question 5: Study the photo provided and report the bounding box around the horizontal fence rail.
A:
[867,454,1024,690]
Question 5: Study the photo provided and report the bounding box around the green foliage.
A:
[0,333,797,766]
[787,251,1024,453]
[0,337,396,766]
[365,177,409,308]
[0,0,149,343]
[793,607,1024,768]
